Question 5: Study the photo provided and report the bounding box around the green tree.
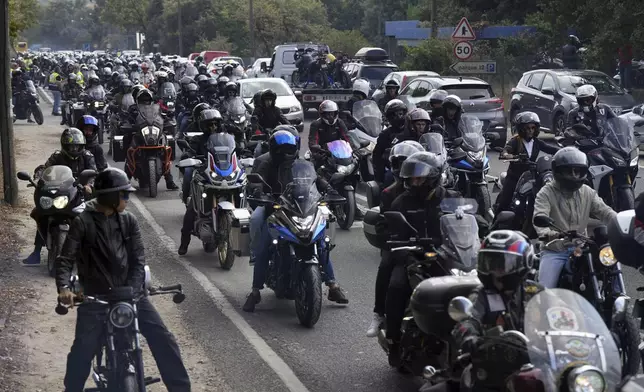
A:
[401,38,453,73]
[8,0,40,41]
[319,28,370,55]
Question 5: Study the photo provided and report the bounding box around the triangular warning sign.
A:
[452,17,476,40]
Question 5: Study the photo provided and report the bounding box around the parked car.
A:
[247,57,272,78]
[509,69,637,135]
[399,76,507,148]
[620,103,644,148]
[238,77,304,132]
[342,48,398,97]
[371,71,440,103]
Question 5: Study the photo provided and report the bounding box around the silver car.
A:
[238,78,304,132]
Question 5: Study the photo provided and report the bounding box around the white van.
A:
[266,43,330,84]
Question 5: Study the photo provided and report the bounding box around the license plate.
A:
[305,94,352,103]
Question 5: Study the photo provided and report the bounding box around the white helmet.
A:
[576,84,598,113]
[352,78,370,98]
[319,100,339,125]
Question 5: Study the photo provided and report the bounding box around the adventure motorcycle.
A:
[222,97,250,150]
[533,215,641,376]
[85,87,108,145]
[158,82,178,138]
[426,288,623,391]
[176,133,252,269]
[346,100,382,182]
[13,80,44,125]
[448,115,494,221]
[17,166,95,277]
[56,267,185,392]
[557,117,638,211]
[247,160,345,327]
[109,93,136,158]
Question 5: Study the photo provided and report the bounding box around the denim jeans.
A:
[538,250,572,288]
[52,90,62,114]
[250,206,336,289]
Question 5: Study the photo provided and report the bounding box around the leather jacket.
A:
[36,150,97,181]
[55,200,146,295]
[308,118,350,148]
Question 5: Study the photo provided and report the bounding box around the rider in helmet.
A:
[449,230,540,391]
[534,147,616,288]
[221,64,234,79]
[377,79,400,112]
[23,128,97,265]
[427,89,448,127]
[251,89,289,131]
[60,73,84,125]
[76,115,107,171]
[177,83,202,137]
[385,151,458,366]
[197,63,209,76]
[346,78,370,116]
[365,141,424,338]
[242,127,349,312]
[178,109,224,252]
[494,111,558,215]
[216,76,230,99]
[203,78,219,105]
[442,95,463,141]
[565,84,615,137]
[372,99,409,186]
[308,100,351,163]
[562,35,582,69]
[405,108,431,141]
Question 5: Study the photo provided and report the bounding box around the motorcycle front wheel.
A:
[31,104,44,125]
[616,313,641,377]
[121,372,139,392]
[295,264,322,328]
[147,158,158,198]
[46,227,62,278]
[473,183,493,222]
[335,189,355,230]
[217,212,235,270]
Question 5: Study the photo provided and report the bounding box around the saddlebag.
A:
[230,208,251,257]
[112,135,126,162]
[365,180,380,209]
[363,207,387,249]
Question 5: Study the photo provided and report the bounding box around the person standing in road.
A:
[48,65,63,116]
[55,167,191,392]
[619,44,633,90]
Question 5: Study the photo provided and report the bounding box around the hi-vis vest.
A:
[49,72,61,91]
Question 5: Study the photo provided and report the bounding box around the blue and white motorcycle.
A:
[247,160,344,327]
[448,115,494,221]
[177,133,253,270]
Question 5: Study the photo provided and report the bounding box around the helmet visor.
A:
[478,251,522,277]
[399,162,432,179]
[558,166,587,180]
[579,96,595,106]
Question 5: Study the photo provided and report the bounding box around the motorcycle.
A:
[345,100,382,182]
[430,288,623,391]
[247,160,345,327]
[557,117,638,211]
[222,97,250,150]
[13,80,44,125]
[56,266,186,392]
[125,104,174,198]
[17,166,96,277]
[158,82,178,139]
[310,140,361,230]
[448,115,494,221]
[419,133,455,188]
[176,134,252,269]
[109,93,136,159]
[376,198,482,375]
[533,215,641,376]
[494,154,554,238]
[85,87,108,145]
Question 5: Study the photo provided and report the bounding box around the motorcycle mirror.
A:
[172,292,186,304]
[16,171,32,181]
[78,169,97,186]
[310,144,322,152]
[533,215,555,228]
[383,211,418,236]
[448,296,473,322]
[633,105,644,116]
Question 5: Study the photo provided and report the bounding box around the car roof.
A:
[393,70,440,77]
[410,76,489,86]
[238,77,288,85]
[524,69,609,77]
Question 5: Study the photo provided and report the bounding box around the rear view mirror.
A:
[383,211,418,236]
[78,169,97,186]
[341,110,352,118]
[533,215,555,228]
[17,171,31,181]
[260,62,267,72]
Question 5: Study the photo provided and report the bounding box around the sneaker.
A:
[327,285,349,304]
[242,291,261,312]
[22,250,41,265]
[366,313,384,337]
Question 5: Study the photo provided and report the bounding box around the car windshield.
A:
[558,74,624,95]
[240,80,292,98]
[361,67,396,86]
[443,84,493,100]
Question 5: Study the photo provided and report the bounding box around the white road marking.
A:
[37,87,54,105]
[128,195,311,392]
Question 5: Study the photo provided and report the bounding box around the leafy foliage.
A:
[8,0,40,40]
[401,39,453,73]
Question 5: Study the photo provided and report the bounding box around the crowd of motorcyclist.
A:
[11,48,644,391]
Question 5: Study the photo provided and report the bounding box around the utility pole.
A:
[1,0,18,205]
[177,0,183,56]
[249,0,255,60]
[430,0,438,38]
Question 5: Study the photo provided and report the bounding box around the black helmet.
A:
[399,151,443,195]
[222,64,234,75]
[224,81,238,96]
[551,146,588,192]
[384,79,400,90]
[136,88,154,105]
[196,74,209,87]
[111,71,120,82]
[180,76,194,89]
[94,167,136,209]
[131,84,145,99]
[385,99,407,127]
[192,102,212,120]
[389,140,424,179]
[478,230,533,292]
[206,78,218,93]
[60,128,86,159]
[515,111,541,139]
[198,63,208,74]
[253,90,265,107]
[88,74,100,86]
[185,83,199,95]
[68,73,78,83]
[269,127,300,163]
[569,35,581,47]
[428,89,448,106]
[217,76,229,92]
[261,89,277,107]
[198,109,223,134]
[120,78,133,93]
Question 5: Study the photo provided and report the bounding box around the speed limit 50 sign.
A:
[453,41,473,61]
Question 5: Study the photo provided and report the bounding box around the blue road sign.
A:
[82,43,91,51]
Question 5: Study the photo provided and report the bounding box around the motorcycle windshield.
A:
[160,82,176,100]
[40,165,74,188]
[121,93,135,110]
[525,289,622,392]
[25,80,36,95]
[352,100,383,138]
[136,104,163,128]
[398,95,416,112]
[419,133,447,164]
[326,140,353,159]
[207,133,236,171]
[459,115,486,152]
[601,117,637,155]
[87,86,106,101]
[280,160,321,216]
[223,97,247,116]
[438,198,480,268]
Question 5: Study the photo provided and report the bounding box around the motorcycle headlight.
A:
[292,215,314,229]
[337,163,355,175]
[599,246,617,266]
[53,195,69,209]
[467,150,484,161]
[568,367,605,392]
[109,303,135,328]
[39,196,53,209]
[142,126,160,136]
[630,156,638,167]
[94,102,100,107]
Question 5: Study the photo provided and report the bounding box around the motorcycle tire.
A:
[217,212,235,270]
[338,70,351,88]
[148,159,158,198]
[31,104,44,125]
[291,70,301,85]
[336,190,355,230]
[615,186,635,212]
[121,373,139,392]
[313,71,329,88]
[474,184,493,222]
[98,117,104,145]
[47,228,62,278]
[616,314,641,377]
[295,264,322,328]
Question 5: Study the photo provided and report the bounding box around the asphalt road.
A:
[29,94,644,391]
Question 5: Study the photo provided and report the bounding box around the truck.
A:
[264,43,353,110]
